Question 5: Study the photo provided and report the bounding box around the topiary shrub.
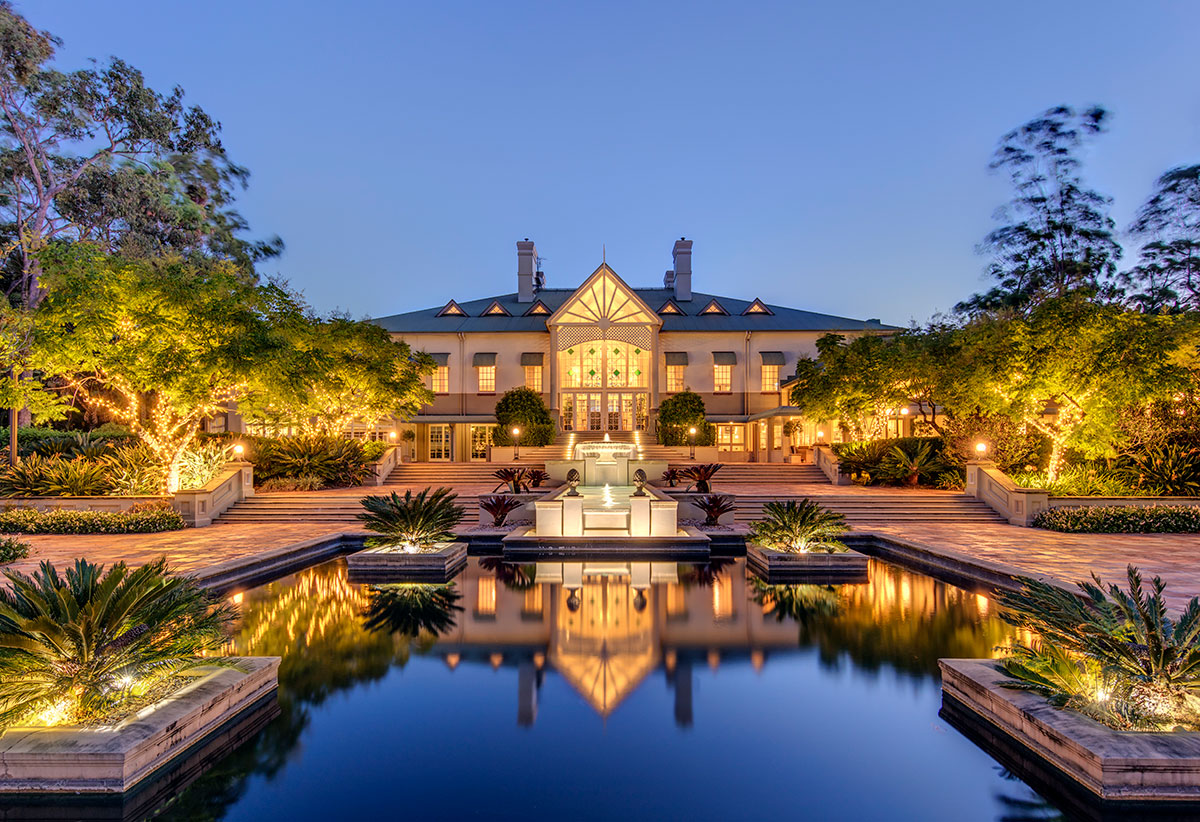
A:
[656,391,715,446]
[492,387,555,446]
[1033,505,1200,534]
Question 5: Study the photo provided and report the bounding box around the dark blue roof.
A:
[372,288,897,333]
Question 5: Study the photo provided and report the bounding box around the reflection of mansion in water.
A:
[372,239,897,462]
[439,561,801,726]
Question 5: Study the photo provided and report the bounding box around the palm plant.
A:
[681,463,722,493]
[1117,445,1200,497]
[693,494,736,526]
[492,467,528,493]
[832,440,891,481]
[358,487,464,551]
[524,469,550,489]
[361,583,462,637]
[478,558,537,591]
[0,558,236,726]
[749,498,849,553]
[880,442,941,487]
[480,494,523,527]
[997,565,1200,729]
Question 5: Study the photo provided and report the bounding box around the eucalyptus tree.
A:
[1125,164,1200,313]
[959,105,1122,316]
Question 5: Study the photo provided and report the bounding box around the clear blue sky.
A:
[30,1,1200,325]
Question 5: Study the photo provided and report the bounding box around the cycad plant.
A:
[880,442,941,487]
[750,578,841,625]
[358,487,464,551]
[693,494,736,526]
[0,558,236,726]
[749,498,849,553]
[361,583,462,637]
[997,565,1200,730]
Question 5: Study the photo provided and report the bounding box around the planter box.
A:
[746,542,869,583]
[345,541,467,583]
[940,658,1200,801]
[0,495,168,514]
[0,657,279,794]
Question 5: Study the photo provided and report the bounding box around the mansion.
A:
[374,239,900,462]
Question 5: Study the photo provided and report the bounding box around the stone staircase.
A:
[673,462,828,485]
[727,493,1006,525]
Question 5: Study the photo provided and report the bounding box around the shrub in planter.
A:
[749,499,849,553]
[996,566,1200,730]
[1116,444,1200,497]
[1033,505,1200,534]
[934,469,965,491]
[524,469,550,488]
[0,557,236,725]
[358,487,464,550]
[480,495,523,527]
[361,440,390,462]
[258,474,326,492]
[878,441,943,487]
[681,463,721,493]
[693,494,735,526]
[0,456,114,497]
[0,506,185,535]
[1012,466,1143,497]
[832,440,891,481]
[492,467,528,493]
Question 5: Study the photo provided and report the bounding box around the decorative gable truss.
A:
[551,264,660,326]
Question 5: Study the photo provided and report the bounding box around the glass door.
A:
[606,395,621,431]
[469,425,491,460]
[429,424,451,461]
[587,394,602,430]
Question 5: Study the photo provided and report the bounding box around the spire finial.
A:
[602,244,606,264]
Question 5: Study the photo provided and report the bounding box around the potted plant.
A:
[358,487,464,552]
[749,498,849,553]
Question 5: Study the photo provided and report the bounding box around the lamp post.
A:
[688,426,697,460]
[512,427,521,461]
[232,443,245,460]
[975,441,988,458]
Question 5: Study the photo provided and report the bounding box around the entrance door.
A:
[429,424,451,461]
[469,425,491,460]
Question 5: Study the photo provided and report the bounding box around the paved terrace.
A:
[6,518,1199,605]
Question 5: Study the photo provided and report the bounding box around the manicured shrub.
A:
[0,557,236,725]
[492,387,555,446]
[656,391,716,446]
[0,506,185,534]
[1033,505,1200,534]
[361,440,391,461]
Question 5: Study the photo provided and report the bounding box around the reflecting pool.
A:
[110,558,1074,819]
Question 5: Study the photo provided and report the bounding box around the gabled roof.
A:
[549,264,660,326]
[435,299,468,317]
[373,285,899,334]
[523,300,552,316]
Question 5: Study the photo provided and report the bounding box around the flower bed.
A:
[0,505,185,534]
[1033,505,1200,533]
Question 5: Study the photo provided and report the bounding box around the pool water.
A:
[150,557,1062,821]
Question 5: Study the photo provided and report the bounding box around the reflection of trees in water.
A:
[477,558,536,591]
[362,583,463,637]
[677,558,735,588]
[765,562,1015,680]
[750,578,840,626]
[153,561,418,820]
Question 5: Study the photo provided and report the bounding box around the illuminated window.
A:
[667,365,685,392]
[476,577,496,615]
[761,364,780,392]
[524,365,542,392]
[657,299,684,315]
[432,366,449,394]
[742,298,773,315]
[714,364,732,392]
[712,575,734,620]
[482,300,510,316]
[436,300,467,317]
[477,365,496,393]
[524,300,552,316]
[700,299,729,316]
[717,424,745,451]
[522,586,543,616]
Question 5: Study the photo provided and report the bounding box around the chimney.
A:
[517,238,537,302]
[671,237,692,301]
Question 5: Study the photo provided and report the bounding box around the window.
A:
[524,365,542,392]
[477,365,495,393]
[761,364,780,392]
[475,577,496,616]
[431,366,449,394]
[667,365,685,392]
[714,364,732,393]
[469,425,491,460]
[717,424,745,451]
[429,424,451,460]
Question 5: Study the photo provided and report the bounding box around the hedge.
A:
[1033,505,1200,534]
[492,423,555,447]
[658,422,716,447]
[0,506,186,534]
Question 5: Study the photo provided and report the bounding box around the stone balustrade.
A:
[173,461,255,527]
[812,444,850,485]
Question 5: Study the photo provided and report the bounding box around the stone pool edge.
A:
[939,658,1200,801]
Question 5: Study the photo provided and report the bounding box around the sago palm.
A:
[361,583,462,637]
[0,558,236,726]
[358,487,464,550]
[749,498,849,553]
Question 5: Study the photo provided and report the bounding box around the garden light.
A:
[975,442,987,455]
[512,427,521,460]
[688,426,697,460]
[233,444,244,458]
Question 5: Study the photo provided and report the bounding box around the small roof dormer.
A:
[436,299,468,317]
[699,298,729,316]
[523,299,552,316]
[742,298,774,316]
[482,300,511,317]
[657,298,686,316]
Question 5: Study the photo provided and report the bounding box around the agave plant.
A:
[361,583,462,637]
[1117,445,1200,497]
[681,463,722,493]
[749,498,849,553]
[358,487,464,551]
[693,494,736,526]
[0,558,236,726]
[661,468,682,488]
[480,494,523,527]
[524,469,550,489]
[880,442,941,487]
[492,467,528,494]
[996,565,1200,730]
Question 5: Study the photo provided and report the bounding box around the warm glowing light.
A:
[233,443,245,457]
[689,427,697,435]
[900,408,909,415]
[816,430,825,438]
[975,442,987,454]
[512,427,520,437]
[231,592,244,605]
[389,431,397,440]
[1096,688,1109,702]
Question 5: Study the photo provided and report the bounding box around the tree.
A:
[0,2,279,306]
[1125,165,1200,312]
[954,297,1199,479]
[32,245,303,492]
[493,386,554,446]
[789,333,910,441]
[656,389,714,445]
[240,316,433,435]
[959,105,1121,316]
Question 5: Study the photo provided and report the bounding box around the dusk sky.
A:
[33,1,1200,326]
